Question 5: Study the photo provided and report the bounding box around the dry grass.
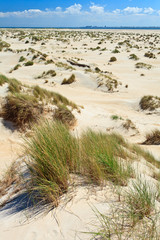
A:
[61,74,76,85]
[139,95,160,111]
[142,129,160,145]
[25,120,79,205]
[2,93,43,129]
[0,162,20,197]
[54,106,76,128]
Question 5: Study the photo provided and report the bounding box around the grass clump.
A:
[126,179,155,224]
[24,61,34,66]
[139,95,160,111]
[25,121,79,204]
[135,62,152,70]
[0,74,22,93]
[37,70,56,79]
[142,129,160,145]
[32,85,77,109]
[2,93,43,129]
[0,40,10,51]
[61,74,76,85]
[129,54,139,60]
[54,106,76,128]
[80,130,133,185]
[144,52,156,59]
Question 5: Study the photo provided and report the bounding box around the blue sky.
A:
[0,1,160,27]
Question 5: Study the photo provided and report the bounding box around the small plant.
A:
[24,61,34,66]
[111,115,123,120]
[61,74,76,85]
[109,56,117,62]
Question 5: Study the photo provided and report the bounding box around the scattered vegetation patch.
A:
[122,119,136,131]
[0,74,22,93]
[54,106,76,128]
[142,129,160,145]
[33,85,77,109]
[61,74,76,85]
[135,62,152,70]
[37,70,56,79]
[2,94,43,129]
[109,56,117,62]
[144,52,156,59]
[19,56,26,62]
[139,95,160,111]
[24,61,34,66]
[129,54,139,60]
[0,40,10,51]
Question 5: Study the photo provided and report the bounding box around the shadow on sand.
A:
[0,190,54,220]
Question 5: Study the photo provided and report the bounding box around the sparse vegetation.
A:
[142,129,160,145]
[54,106,76,127]
[24,61,34,66]
[109,56,117,62]
[139,95,160,111]
[19,56,26,62]
[129,54,139,60]
[61,74,76,85]
[135,62,152,70]
[2,94,43,129]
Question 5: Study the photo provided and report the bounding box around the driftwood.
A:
[67,60,90,68]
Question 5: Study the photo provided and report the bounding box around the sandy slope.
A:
[0,29,160,240]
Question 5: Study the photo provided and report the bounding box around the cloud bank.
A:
[0,3,160,27]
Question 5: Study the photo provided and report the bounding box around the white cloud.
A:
[0,4,159,21]
[113,9,121,14]
[89,4,104,14]
[144,7,154,14]
[65,4,82,14]
[123,7,143,14]
[55,7,62,12]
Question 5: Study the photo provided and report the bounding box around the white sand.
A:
[0,29,160,239]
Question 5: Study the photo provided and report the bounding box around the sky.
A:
[0,0,160,27]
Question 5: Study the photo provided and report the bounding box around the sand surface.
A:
[0,29,160,239]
